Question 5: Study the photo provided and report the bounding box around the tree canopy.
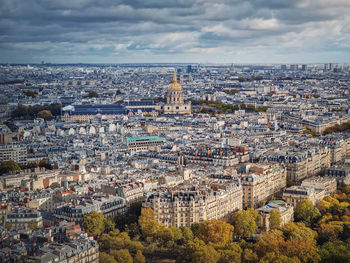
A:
[232,208,258,239]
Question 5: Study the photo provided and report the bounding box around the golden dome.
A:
[168,73,182,91]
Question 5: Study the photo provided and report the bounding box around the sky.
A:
[0,0,349,64]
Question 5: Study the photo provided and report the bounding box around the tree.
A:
[0,160,21,175]
[178,238,220,263]
[134,250,145,263]
[138,208,160,239]
[216,243,242,263]
[99,252,117,263]
[255,226,320,263]
[104,217,115,233]
[319,239,350,263]
[82,211,105,236]
[24,90,36,98]
[89,91,99,98]
[110,249,133,263]
[269,209,282,230]
[197,219,234,245]
[295,200,321,227]
[242,248,258,263]
[39,159,52,170]
[317,223,344,243]
[232,208,258,239]
[37,110,53,120]
[181,227,194,243]
[259,252,301,263]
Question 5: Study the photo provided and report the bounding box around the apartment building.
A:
[324,165,350,184]
[183,147,240,167]
[126,136,166,152]
[54,195,125,222]
[0,144,27,165]
[144,180,243,227]
[101,181,144,205]
[283,185,325,207]
[301,176,337,196]
[6,207,43,229]
[238,163,286,208]
[262,147,331,182]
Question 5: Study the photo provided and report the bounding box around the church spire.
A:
[173,72,177,83]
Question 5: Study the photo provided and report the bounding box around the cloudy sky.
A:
[0,0,349,63]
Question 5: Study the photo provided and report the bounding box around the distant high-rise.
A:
[290,64,298,71]
[302,64,307,71]
[281,64,287,70]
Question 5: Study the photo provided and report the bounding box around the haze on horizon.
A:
[0,0,349,64]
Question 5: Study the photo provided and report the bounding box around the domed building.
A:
[163,73,191,114]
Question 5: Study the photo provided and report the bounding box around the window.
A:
[176,106,179,109]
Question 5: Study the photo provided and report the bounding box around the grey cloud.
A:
[0,0,349,63]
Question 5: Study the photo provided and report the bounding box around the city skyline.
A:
[0,0,350,64]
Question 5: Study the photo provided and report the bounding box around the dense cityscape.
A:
[0,63,349,262]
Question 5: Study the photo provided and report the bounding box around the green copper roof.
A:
[126,136,166,143]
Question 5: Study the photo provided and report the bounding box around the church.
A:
[163,73,191,115]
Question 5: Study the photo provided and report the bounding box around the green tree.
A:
[39,159,52,170]
[133,250,146,263]
[295,200,321,227]
[37,110,53,120]
[104,217,115,233]
[110,249,133,263]
[89,91,99,98]
[0,160,21,175]
[181,226,194,243]
[269,209,282,230]
[318,239,350,263]
[82,211,105,236]
[232,208,258,239]
[99,252,117,263]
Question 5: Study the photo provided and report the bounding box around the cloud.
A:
[0,0,349,63]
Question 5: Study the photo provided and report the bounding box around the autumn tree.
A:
[242,248,258,263]
[133,250,146,263]
[295,199,321,227]
[82,211,106,236]
[99,252,117,263]
[232,208,258,239]
[255,223,320,263]
[197,219,234,245]
[110,249,133,263]
[178,238,220,263]
[38,110,53,120]
[216,243,242,263]
[269,209,282,230]
[138,208,160,239]
[98,229,143,254]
